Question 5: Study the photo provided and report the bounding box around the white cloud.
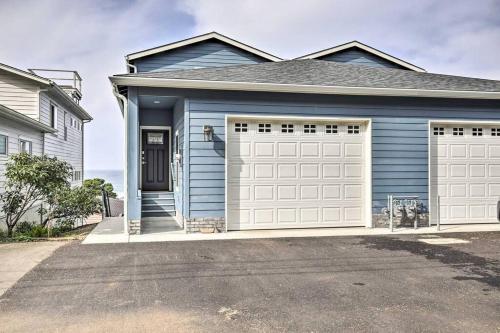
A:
[180,0,500,78]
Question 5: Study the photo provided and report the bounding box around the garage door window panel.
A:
[258,123,272,133]
[303,124,316,134]
[347,125,360,135]
[472,128,483,136]
[326,125,338,134]
[281,124,294,133]
[234,123,248,133]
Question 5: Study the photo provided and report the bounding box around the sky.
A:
[0,0,499,171]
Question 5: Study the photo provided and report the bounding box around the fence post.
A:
[436,195,441,231]
[389,195,393,232]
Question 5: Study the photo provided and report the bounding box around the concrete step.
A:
[141,203,175,212]
[142,210,176,218]
[141,217,182,233]
[142,191,174,199]
[141,198,175,206]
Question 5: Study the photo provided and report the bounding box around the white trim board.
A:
[224,114,373,230]
[295,41,426,72]
[126,32,282,62]
[109,76,500,100]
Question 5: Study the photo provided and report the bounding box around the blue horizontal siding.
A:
[317,48,406,70]
[185,97,500,218]
[135,40,269,73]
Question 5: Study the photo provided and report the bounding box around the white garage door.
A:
[227,118,367,230]
[430,124,500,224]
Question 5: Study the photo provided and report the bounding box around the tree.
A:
[41,186,101,227]
[83,178,117,198]
[0,153,71,237]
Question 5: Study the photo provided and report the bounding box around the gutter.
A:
[111,83,129,235]
[0,104,56,133]
[49,83,93,121]
[110,76,500,100]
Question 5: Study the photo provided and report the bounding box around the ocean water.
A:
[85,169,124,198]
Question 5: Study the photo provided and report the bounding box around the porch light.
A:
[203,125,214,141]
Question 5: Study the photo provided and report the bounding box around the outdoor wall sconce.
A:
[203,125,214,141]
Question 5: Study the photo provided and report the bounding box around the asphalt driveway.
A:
[0,232,499,332]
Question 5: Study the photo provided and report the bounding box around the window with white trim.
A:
[472,128,483,136]
[73,170,81,181]
[234,123,248,133]
[433,127,444,136]
[258,123,271,133]
[347,125,360,134]
[325,125,338,134]
[303,124,316,133]
[20,139,32,154]
[63,112,68,141]
[452,127,464,136]
[49,104,58,130]
[491,128,500,136]
[281,124,294,133]
[0,134,7,155]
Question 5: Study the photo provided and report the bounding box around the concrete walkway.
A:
[81,217,128,244]
[83,217,500,244]
[0,241,67,297]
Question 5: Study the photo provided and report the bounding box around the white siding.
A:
[0,114,44,192]
[0,70,39,120]
[39,92,84,186]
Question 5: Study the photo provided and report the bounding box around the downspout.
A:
[112,83,129,235]
[125,58,137,74]
[38,88,49,155]
[82,119,91,185]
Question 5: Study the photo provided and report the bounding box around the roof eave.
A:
[0,104,56,133]
[49,84,93,121]
[110,76,500,101]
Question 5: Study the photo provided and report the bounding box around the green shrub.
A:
[12,234,34,242]
[16,221,35,234]
[29,225,48,238]
[54,219,74,232]
[0,229,6,240]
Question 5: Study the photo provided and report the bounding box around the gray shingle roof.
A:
[117,59,500,92]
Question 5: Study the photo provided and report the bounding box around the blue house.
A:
[110,32,500,234]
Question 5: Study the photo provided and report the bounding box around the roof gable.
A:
[126,32,282,63]
[296,41,425,72]
[0,62,51,86]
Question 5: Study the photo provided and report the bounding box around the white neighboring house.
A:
[0,62,92,192]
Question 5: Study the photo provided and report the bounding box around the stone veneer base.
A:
[185,217,225,233]
[129,219,141,235]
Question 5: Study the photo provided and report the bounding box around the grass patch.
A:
[0,223,98,243]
